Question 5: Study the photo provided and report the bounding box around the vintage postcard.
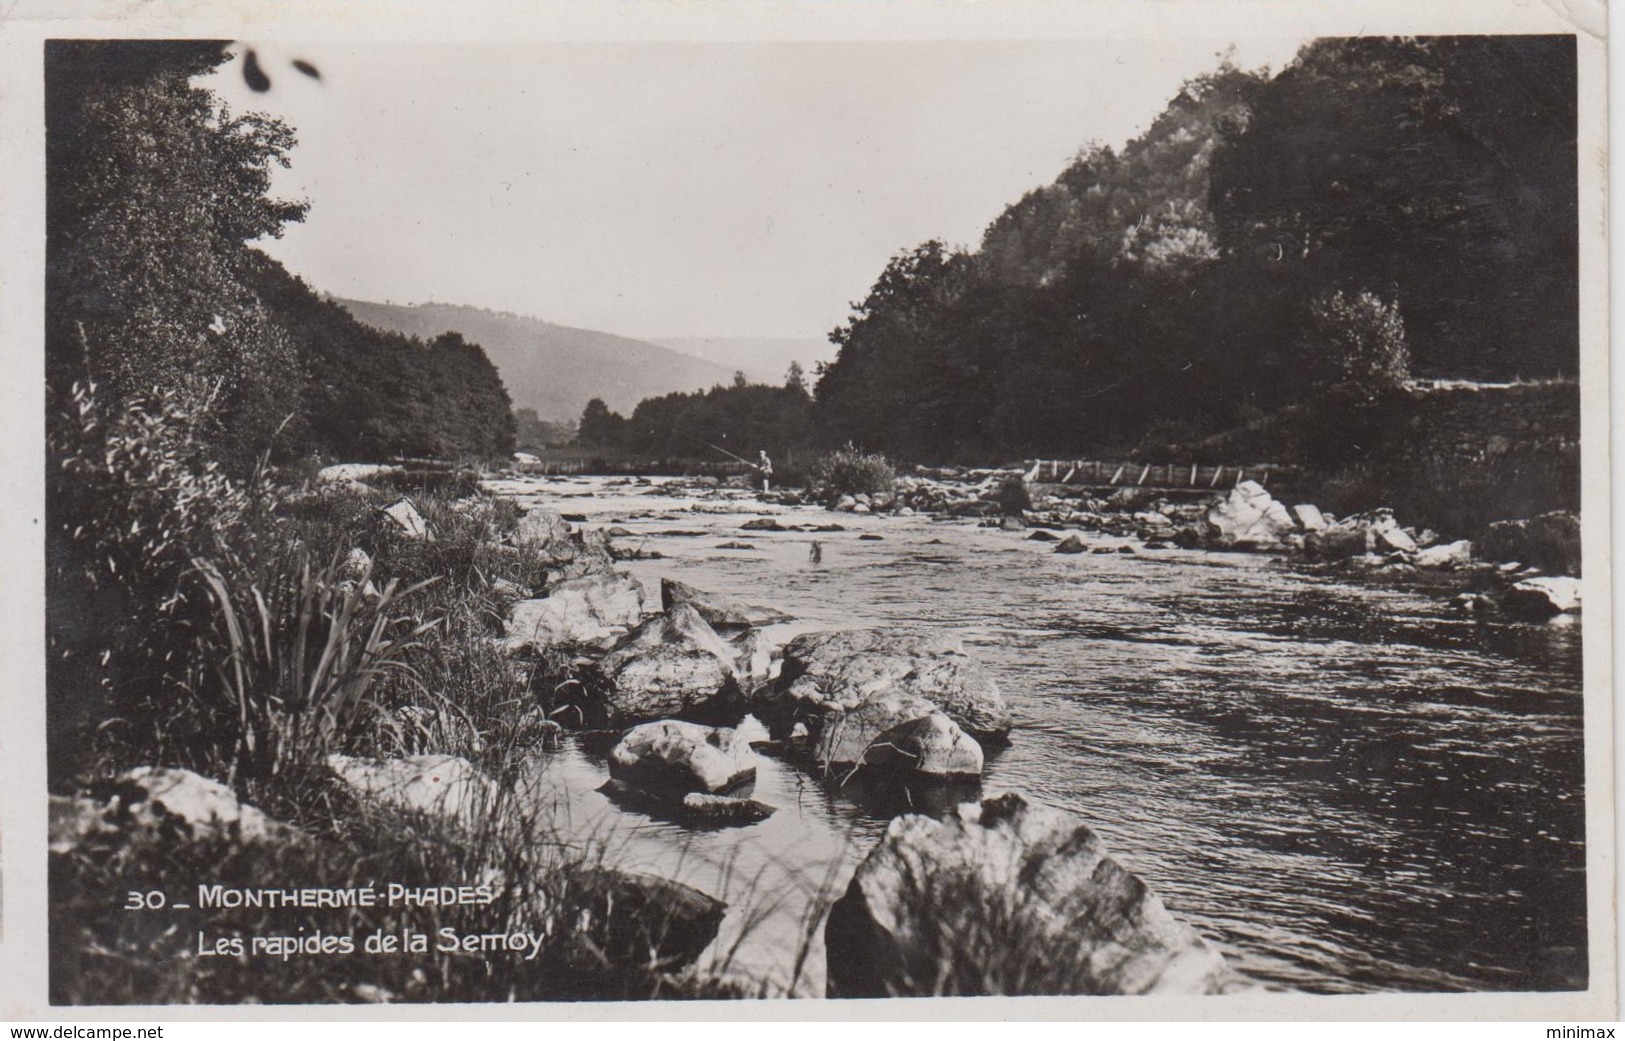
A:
[0,0,1612,1023]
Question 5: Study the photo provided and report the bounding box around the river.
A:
[488,474,1587,998]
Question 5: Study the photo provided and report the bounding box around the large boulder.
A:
[609,719,757,795]
[810,688,940,768]
[660,578,794,630]
[513,506,617,587]
[759,629,1012,742]
[564,868,726,976]
[1290,504,1327,532]
[590,604,746,724]
[862,712,984,778]
[326,754,494,824]
[380,497,431,540]
[1414,539,1474,570]
[1305,510,1417,560]
[503,572,647,653]
[825,792,1240,997]
[540,529,618,588]
[317,462,401,486]
[1205,480,1294,551]
[1502,576,1582,620]
[50,767,292,853]
[1478,511,1582,577]
[515,506,571,547]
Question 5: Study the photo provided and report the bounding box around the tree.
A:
[578,397,626,448]
[785,360,807,393]
[514,408,576,451]
[1298,290,1411,400]
[46,41,311,464]
[1210,36,1577,379]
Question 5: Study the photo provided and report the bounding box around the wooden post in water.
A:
[1190,463,1198,486]
[1062,466,1077,484]
[1136,464,1150,486]
[1210,466,1223,488]
[1110,464,1126,485]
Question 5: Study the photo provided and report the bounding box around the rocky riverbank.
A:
[752,466,1582,622]
[51,460,1580,1002]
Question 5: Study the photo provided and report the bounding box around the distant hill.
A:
[651,337,838,386]
[336,299,741,422]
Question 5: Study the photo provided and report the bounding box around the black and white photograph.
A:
[2,0,1612,1022]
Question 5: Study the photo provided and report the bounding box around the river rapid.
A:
[489,474,1587,998]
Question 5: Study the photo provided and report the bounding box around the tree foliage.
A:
[1298,290,1411,399]
[47,41,310,463]
[810,38,1577,464]
[577,378,812,462]
[46,41,517,466]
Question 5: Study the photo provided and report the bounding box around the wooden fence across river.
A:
[1023,459,1302,494]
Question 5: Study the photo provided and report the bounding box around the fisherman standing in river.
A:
[757,450,773,493]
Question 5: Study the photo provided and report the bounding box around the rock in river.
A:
[512,506,618,587]
[609,719,757,795]
[825,792,1240,997]
[1414,539,1474,570]
[757,629,1012,743]
[504,572,647,653]
[1205,480,1294,551]
[1054,534,1086,554]
[660,577,793,630]
[1478,511,1582,577]
[680,792,776,825]
[591,603,747,724]
[1501,576,1582,620]
[564,868,726,976]
[515,505,571,546]
[860,711,984,778]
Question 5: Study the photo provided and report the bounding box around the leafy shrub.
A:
[47,380,266,780]
[806,443,896,503]
[50,380,255,612]
[1298,289,1411,401]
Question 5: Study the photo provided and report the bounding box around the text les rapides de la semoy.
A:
[120,883,555,962]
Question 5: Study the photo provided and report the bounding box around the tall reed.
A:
[193,550,440,782]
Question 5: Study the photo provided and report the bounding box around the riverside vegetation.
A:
[45,38,1582,1002]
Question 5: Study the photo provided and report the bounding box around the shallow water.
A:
[496,475,1587,997]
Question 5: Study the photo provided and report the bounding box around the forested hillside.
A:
[46,40,515,466]
[338,300,740,421]
[812,38,1578,463]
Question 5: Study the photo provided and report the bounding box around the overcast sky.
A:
[213,38,1307,341]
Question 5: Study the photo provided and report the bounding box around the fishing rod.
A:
[707,442,756,466]
[667,426,759,467]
